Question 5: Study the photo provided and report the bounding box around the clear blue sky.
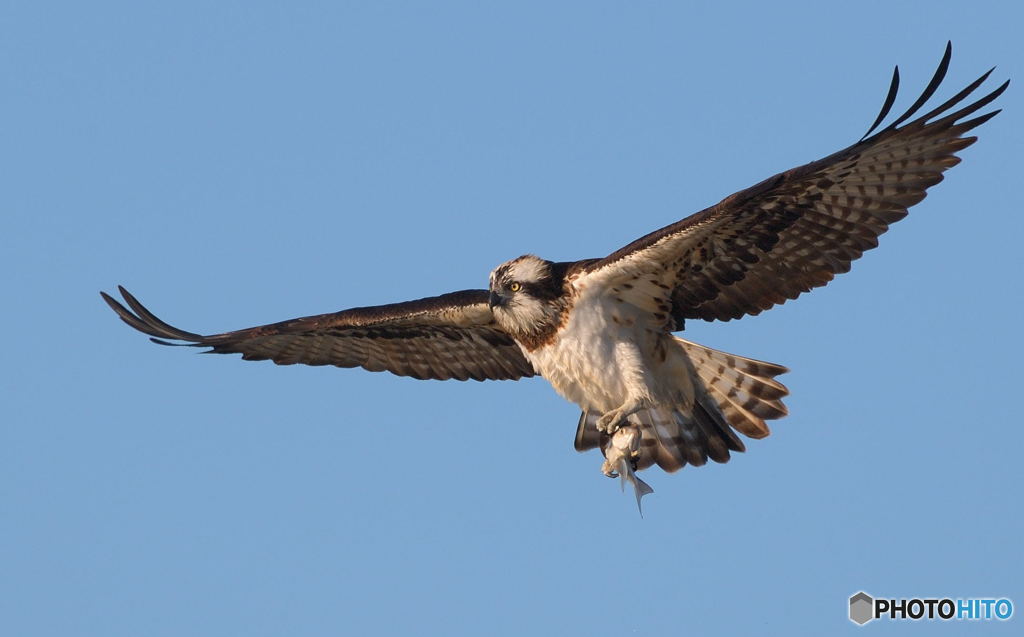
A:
[3,2,1021,635]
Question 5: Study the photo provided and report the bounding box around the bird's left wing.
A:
[101,286,535,381]
[574,43,1008,323]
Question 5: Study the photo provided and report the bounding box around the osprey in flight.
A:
[104,44,1006,510]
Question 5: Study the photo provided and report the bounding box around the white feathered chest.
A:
[521,285,679,414]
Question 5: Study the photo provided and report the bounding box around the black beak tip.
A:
[488,290,501,309]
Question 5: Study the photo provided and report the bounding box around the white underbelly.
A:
[522,299,688,413]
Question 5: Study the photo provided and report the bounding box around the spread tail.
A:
[575,338,789,474]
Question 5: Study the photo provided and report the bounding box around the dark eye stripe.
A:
[522,280,560,302]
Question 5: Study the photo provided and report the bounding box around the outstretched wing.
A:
[577,42,1008,323]
[101,286,535,381]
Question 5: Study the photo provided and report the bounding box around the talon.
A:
[595,410,624,434]
[601,457,620,477]
[601,462,613,476]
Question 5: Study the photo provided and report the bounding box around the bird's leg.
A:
[594,398,647,434]
[595,341,655,435]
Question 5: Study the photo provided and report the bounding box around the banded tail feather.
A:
[575,339,789,473]
[678,338,790,440]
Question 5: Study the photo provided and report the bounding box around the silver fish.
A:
[601,425,654,515]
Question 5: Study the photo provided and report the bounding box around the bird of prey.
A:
[103,44,1006,511]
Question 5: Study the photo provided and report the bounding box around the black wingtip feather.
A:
[101,289,167,339]
[883,40,953,132]
[928,78,1010,131]
[914,67,994,125]
[101,286,207,344]
[860,43,1008,144]
[149,337,204,347]
[116,286,205,342]
[861,65,900,141]
[954,109,1003,134]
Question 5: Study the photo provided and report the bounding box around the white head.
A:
[488,255,564,342]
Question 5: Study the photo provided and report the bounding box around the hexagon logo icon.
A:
[849,591,874,625]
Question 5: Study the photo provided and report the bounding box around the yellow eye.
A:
[509,282,522,292]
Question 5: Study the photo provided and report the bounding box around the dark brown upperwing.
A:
[580,42,1008,322]
[101,286,535,381]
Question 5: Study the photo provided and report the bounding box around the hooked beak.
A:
[488,290,504,310]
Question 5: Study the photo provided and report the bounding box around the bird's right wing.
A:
[101,286,536,381]
[574,43,1007,324]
